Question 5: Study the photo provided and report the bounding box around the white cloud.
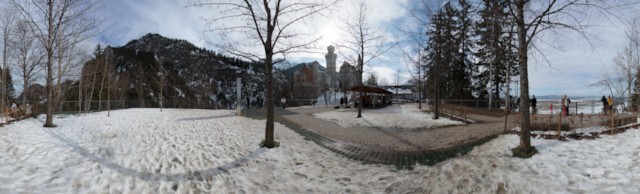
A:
[99,0,208,47]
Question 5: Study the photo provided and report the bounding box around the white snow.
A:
[1,108,640,193]
[314,90,352,106]
[313,104,463,129]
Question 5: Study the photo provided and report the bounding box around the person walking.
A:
[601,95,608,114]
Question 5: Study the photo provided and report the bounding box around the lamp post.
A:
[236,74,242,116]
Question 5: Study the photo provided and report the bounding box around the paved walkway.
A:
[243,104,511,168]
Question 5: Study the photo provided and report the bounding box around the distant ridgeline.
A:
[61,33,289,109]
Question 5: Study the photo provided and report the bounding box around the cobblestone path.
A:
[243,105,512,168]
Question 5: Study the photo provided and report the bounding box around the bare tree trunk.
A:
[1,27,7,121]
[98,56,107,111]
[86,62,98,111]
[78,75,82,113]
[488,61,494,110]
[357,55,363,118]
[515,0,531,150]
[55,44,64,112]
[107,61,110,117]
[44,0,55,127]
[418,63,422,109]
[264,51,275,148]
[433,55,439,120]
[504,60,511,132]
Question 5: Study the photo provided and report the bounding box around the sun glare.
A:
[319,28,341,50]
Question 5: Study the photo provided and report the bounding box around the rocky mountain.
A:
[280,61,326,80]
[273,59,296,70]
[71,33,289,109]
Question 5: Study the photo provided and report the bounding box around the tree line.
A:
[420,0,519,104]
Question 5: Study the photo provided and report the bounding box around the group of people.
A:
[561,95,572,116]
[601,95,615,114]
[245,96,264,109]
[339,96,350,107]
[8,101,33,118]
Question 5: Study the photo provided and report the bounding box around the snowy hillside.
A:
[74,33,289,109]
[273,58,295,70]
[1,109,639,193]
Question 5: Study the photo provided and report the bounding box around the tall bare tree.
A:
[189,0,338,148]
[54,28,86,112]
[401,0,446,114]
[508,0,628,156]
[398,9,429,109]
[11,0,98,127]
[340,0,393,118]
[1,5,17,120]
[12,20,44,108]
[592,15,640,107]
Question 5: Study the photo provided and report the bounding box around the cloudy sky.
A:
[97,0,639,97]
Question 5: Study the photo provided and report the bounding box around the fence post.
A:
[557,112,562,139]
[580,113,584,128]
[547,114,551,132]
[463,106,467,122]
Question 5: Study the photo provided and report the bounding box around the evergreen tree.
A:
[474,0,518,102]
[425,1,475,101]
[0,67,15,102]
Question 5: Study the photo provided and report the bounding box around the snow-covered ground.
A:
[1,108,639,193]
[312,104,462,129]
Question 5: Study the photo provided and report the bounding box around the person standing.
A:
[561,95,567,115]
[281,96,287,109]
[601,95,608,114]
[565,96,571,116]
[530,95,537,114]
[246,96,251,109]
[607,95,614,114]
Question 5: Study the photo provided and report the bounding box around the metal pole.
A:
[236,77,241,115]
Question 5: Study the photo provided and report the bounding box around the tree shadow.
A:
[176,115,235,122]
[358,117,428,153]
[42,128,263,182]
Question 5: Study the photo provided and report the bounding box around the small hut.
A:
[347,85,393,108]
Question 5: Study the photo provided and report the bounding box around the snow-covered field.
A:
[1,108,639,193]
[312,104,462,129]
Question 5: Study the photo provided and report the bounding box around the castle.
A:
[291,45,358,100]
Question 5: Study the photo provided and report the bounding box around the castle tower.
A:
[325,45,337,75]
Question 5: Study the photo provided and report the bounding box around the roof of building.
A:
[347,85,393,95]
[386,88,413,95]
